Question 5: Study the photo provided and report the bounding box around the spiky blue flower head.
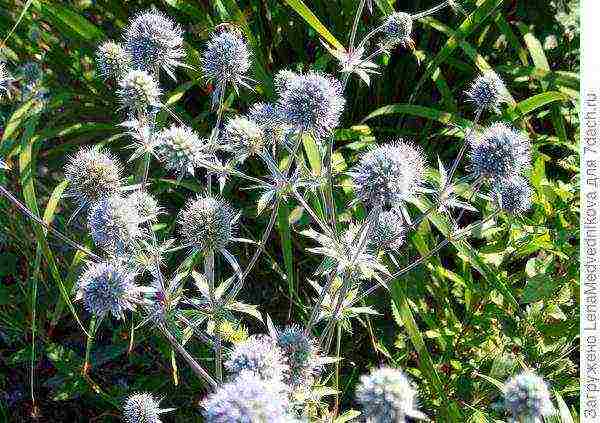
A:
[118,69,161,115]
[275,70,345,140]
[493,176,532,215]
[465,70,508,112]
[221,116,265,162]
[503,371,553,421]
[248,102,288,146]
[64,146,123,209]
[203,371,294,423]
[76,260,140,319]
[273,70,297,94]
[469,122,531,180]
[88,194,143,254]
[123,392,172,423]
[369,208,406,251]
[349,140,426,208]
[380,12,413,48]
[275,325,321,387]
[225,335,289,382]
[155,124,207,177]
[356,367,426,423]
[124,10,185,79]
[201,29,252,107]
[178,195,237,253]
[96,41,132,81]
[127,190,162,222]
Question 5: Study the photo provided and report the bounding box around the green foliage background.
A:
[0,0,580,421]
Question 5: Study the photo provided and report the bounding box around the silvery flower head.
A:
[503,371,553,422]
[0,62,12,96]
[469,122,531,180]
[96,41,132,81]
[275,70,345,140]
[380,12,413,48]
[127,190,162,222]
[123,392,173,423]
[225,335,289,383]
[465,70,509,112]
[201,29,252,108]
[275,325,321,387]
[76,260,141,319]
[493,176,532,214]
[349,140,426,208]
[203,371,293,423]
[118,69,161,115]
[248,102,288,146]
[221,116,265,162]
[155,124,207,177]
[64,146,123,209]
[178,195,237,253]
[124,10,185,80]
[88,194,143,254]
[273,69,297,94]
[369,208,406,251]
[356,367,426,422]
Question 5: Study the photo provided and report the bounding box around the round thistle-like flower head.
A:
[493,176,532,214]
[503,371,553,421]
[0,62,12,96]
[203,371,293,423]
[76,260,140,319]
[273,69,297,94]
[124,10,185,79]
[381,12,413,48]
[469,123,531,180]
[178,195,237,252]
[64,147,123,209]
[275,70,345,139]
[123,392,172,423]
[225,335,289,382]
[96,41,132,81]
[222,116,265,161]
[275,325,321,387]
[155,124,207,177]
[88,195,143,254]
[350,140,426,208]
[118,69,161,115]
[356,367,425,423]
[127,190,162,222]
[248,102,288,146]
[369,209,406,251]
[465,70,508,112]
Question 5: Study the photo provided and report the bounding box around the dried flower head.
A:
[127,190,162,222]
[493,176,533,214]
[96,41,132,81]
[465,71,508,112]
[275,325,321,387]
[356,367,426,422]
[118,69,161,115]
[221,116,265,162]
[88,195,143,254]
[469,122,531,180]
[225,335,289,382]
[381,12,413,48]
[201,30,252,107]
[64,147,123,209]
[203,371,292,423]
[123,392,172,423]
[124,10,185,79]
[275,70,345,139]
[350,141,426,208]
[178,195,237,252]
[76,260,141,319]
[248,102,288,146]
[369,209,406,251]
[155,124,207,177]
[503,371,553,421]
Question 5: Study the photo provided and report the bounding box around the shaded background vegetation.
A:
[0,0,579,421]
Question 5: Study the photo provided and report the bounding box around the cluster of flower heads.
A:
[502,371,554,422]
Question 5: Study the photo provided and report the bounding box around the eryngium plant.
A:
[123,392,173,423]
[503,371,554,422]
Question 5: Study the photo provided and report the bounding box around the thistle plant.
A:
[123,392,174,423]
[502,371,554,422]
[96,41,132,81]
[224,335,289,382]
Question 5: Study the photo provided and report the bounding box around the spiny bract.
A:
[503,371,553,421]
[225,334,289,383]
[96,41,132,81]
[469,122,531,180]
[118,69,161,115]
[355,367,426,423]
[493,176,533,214]
[124,10,185,79]
[221,116,265,162]
[465,70,508,112]
[155,124,207,177]
[350,140,426,208]
[88,194,143,254]
[178,195,237,252]
[275,325,322,387]
[64,146,123,209]
[380,12,413,48]
[369,209,406,251]
[123,392,171,423]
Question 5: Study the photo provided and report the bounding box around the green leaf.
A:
[506,92,570,121]
[282,0,344,50]
[362,104,471,129]
[40,3,104,43]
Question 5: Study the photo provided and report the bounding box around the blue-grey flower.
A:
[356,367,426,422]
[275,325,322,387]
[273,69,297,95]
[123,392,173,423]
[469,122,531,180]
[64,146,123,210]
[493,176,532,214]
[275,70,345,139]
[369,208,406,251]
[127,190,162,223]
[88,194,143,254]
[248,102,288,146]
[118,69,161,115]
[380,12,413,48]
[0,62,12,96]
[503,371,553,422]
[124,10,185,80]
[225,335,289,383]
[155,124,208,177]
[96,41,132,81]
[221,116,265,162]
[349,140,426,208]
[465,70,508,112]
